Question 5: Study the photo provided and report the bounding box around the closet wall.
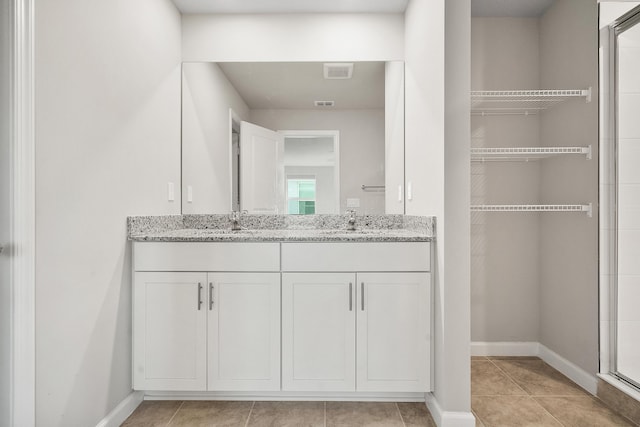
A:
[539,0,599,376]
[471,0,599,378]
[471,17,542,343]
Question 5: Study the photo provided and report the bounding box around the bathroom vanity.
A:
[129,214,434,398]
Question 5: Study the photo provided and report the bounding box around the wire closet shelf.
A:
[471,203,592,217]
[471,88,592,115]
[471,146,592,162]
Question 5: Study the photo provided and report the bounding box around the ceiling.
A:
[218,62,385,110]
[172,0,409,14]
[173,0,555,17]
[471,0,555,17]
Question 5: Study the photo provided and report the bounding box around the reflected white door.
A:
[240,121,284,214]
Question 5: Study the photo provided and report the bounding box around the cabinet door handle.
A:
[209,283,214,310]
[197,283,203,310]
[361,282,365,311]
[349,282,353,311]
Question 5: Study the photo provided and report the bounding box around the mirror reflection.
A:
[181,61,404,215]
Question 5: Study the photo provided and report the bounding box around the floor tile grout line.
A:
[471,409,486,427]
[534,395,640,427]
[244,401,256,427]
[165,400,184,426]
[485,357,531,395]
[395,402,406,427]
[592,395,640,427]
[530,396,569,427]
[324,401,327,427]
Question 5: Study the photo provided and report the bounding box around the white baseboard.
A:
[471,341,539,357]
[95,391,144,427]
[538,344,598,395]
[425,393,476,427]
[144,390,425,402]
[471,341,598,395]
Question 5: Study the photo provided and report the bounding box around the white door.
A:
[356,272,430,392]
[207,272,280,391]
[282,273,356,391]
[133,272,207,391]
[240,121,284,213]
[0,8,9,419]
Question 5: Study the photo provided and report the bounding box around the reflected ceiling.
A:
[218,62,384,110]
[472,0,555,17]
[172,0,409,14]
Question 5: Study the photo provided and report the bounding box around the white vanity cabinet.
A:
[133,271,208,391]
[132,239,431,395]
[132,242,281,392]
[207,272,280,391]
[282,272,357,392]
[281,242,431,393]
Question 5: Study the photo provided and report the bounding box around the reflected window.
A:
[287,177,316,215]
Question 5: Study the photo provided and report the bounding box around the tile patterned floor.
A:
[472,356,639,427]
[121,400,436,426]
[122,357,639,426]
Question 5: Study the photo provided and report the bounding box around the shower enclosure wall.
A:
[600,2,640,396]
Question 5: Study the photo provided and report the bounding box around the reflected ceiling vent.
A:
[314,100,335,107]
[323,63,353,79]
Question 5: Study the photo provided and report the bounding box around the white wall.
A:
[250,109,385,214]
[182,63,250,214]
[406,0,472,422]
[539,0,599,376]
[470,18,541,342]
[34,0,182,425]
[182,13,404,62]
[385,61,405,214]
[0,0,11,424]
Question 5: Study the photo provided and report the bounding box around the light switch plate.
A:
[167,182,175,201]
[347,198,360,208]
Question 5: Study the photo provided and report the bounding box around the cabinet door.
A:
[208,272,280,391]
[282,273,356,391]
[133,272,207,391]
[356,272,430,392]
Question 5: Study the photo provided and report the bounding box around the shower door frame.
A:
[604,4,640,391]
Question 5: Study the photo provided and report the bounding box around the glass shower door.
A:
[615,8,640,388]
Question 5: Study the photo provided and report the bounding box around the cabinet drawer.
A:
[134,242,280,271]
[281,242,430,272]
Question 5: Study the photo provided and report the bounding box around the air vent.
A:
[323,63,353,79]
[314,100,335,107]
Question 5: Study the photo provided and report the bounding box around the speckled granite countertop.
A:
[127,214,435,243]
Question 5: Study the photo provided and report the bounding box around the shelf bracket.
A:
[584,203,593,218]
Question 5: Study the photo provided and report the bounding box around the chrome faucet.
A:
[346,209,357,231]
[229,211,242,231]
